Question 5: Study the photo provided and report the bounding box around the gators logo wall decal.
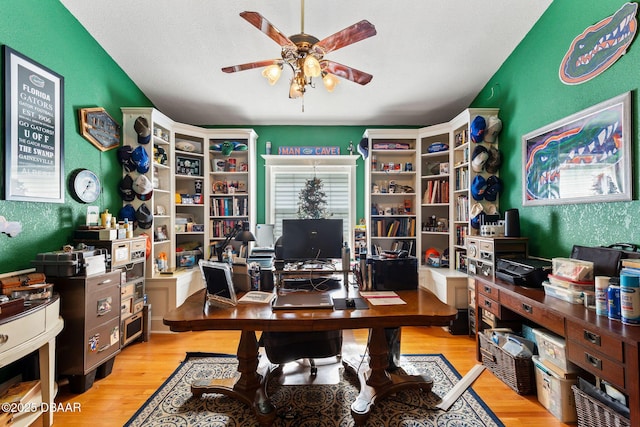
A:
[559,2,637,85]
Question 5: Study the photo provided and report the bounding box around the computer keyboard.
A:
[282,277,342,290]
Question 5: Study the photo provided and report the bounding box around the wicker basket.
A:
[572,385,630,427]
[478,332,535,395]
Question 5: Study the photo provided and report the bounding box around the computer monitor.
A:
[281,218,343,261]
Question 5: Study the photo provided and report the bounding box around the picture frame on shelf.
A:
[522,92,631,206]
[3,46,64,203]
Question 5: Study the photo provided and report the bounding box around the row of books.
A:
[210,197,248,217]
[210,219,239,238]
[371,217,416,237]
[422,179,449,204]
[455,195,470,221]
[455,225,469,246]
[455,167,469,191]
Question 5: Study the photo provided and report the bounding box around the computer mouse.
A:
[345,298,356,308]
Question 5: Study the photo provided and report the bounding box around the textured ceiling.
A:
[60,0,552,126]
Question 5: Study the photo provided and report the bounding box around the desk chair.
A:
[260,330,342,376]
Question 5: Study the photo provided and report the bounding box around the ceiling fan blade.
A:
[313,20,376,54]
[222,59,282,73]
[322,60,373,85]
[240,11,296,47]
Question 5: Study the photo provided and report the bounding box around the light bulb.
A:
[322,73,339,92]
[261,64,282,85]
[303,55,321,77]
[289,80,303,99]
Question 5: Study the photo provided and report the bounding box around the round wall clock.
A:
[69,168,101,203]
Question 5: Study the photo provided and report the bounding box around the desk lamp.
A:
[235,223,256,259]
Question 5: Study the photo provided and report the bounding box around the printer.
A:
[496,258,551,288]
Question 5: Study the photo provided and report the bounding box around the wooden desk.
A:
[164,287,457,426]
[474,276,640,425]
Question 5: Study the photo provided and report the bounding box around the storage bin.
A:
[532,328,579,373]
[552,257,594,282]
[533,356,577,422]
[543,281,585,304]
[176,250,201,268]
[572,385,630,427]
[478,331,535,395]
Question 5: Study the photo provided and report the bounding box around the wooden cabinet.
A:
[466,236,528,279]
[50,270,121,393]
[473,276,640,425]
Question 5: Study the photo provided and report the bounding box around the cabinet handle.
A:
[585,352,602,370]
[97,343,112,353]
[0,334,8,345]
[583,330,601,346]
[98,279,113,285]
[483,285,491,294]
[521,303,533,314]
[484,300,492,309]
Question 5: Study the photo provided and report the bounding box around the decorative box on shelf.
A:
[175,156,201,176]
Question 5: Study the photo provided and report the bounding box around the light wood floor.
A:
[46,327,573,427]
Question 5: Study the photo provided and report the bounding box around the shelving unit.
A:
[208,130,257,259]
[449,108,500,273]
[419,123,451,267]
[363,129,419,257]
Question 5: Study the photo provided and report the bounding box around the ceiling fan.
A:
[221,0,377,99]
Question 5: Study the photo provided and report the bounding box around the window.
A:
[264,156,357,249]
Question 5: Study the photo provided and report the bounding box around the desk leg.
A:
[191,330,276,426]
[345,327,434,426]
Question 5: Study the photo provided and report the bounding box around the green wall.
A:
[472,0,640,258]
[250,126,367,225]
[0,0,152,273]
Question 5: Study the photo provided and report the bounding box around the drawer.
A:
[477,281,499,299]
[86,270,120,294]
[133,299,144,314]
[0,308,45,356]
[121,297,133,318]
[566,320,623,363]
[567,340,625,388]
[479,240,494,252]
[121,282,134,299]
[475,260,493,278]
[500,292,565,336]
[130,238,146,261]
[111,241,132,267]
[86,283,120,330]
[477,293,500,317]
[85,317,120,372]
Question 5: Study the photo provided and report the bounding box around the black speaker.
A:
[504,209,520,237]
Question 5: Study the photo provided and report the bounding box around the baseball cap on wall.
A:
[118,203,136,224]
[471,175,487,200]
[471,145,489,173]
[485,147,502,174]
[484,175,502,202]
[484,116,503,143]
[119,174,135,201]
[134,116,151,144]
[470,116,486,143]
[136,203,153,229]
[133,174,153,201]
[131,146,150,173]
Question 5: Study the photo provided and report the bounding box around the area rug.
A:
[125,352,504,426]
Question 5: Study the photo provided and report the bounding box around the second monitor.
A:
[281,218,343,261]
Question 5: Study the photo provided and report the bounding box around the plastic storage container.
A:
[552,258,594,282]
[543,281,585,304]
[533,356,578,422]
[532,328,579,373]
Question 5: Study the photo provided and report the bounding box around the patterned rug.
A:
[125,353,503,426]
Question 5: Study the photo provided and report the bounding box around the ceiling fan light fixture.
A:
[322,72,339,92]
[261,64,282,85]
[303,55,321,78]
